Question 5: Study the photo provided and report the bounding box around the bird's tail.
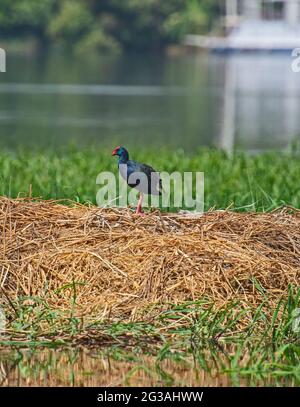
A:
[158,178,164,196]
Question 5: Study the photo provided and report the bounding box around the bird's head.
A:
[112,146,128,160]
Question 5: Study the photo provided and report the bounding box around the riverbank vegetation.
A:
[0,197,299,385]
[0,197,299,386]
[1,147,300,386]
[0,0,222,54]
[1,147,300,211]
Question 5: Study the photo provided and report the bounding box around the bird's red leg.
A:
[136,193,144,215]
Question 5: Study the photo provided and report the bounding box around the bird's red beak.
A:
[112,146,120,156]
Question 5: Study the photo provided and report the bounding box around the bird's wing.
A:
[125,160,162,195]
[139,163,162,195]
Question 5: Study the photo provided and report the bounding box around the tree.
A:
[0,0,222,53]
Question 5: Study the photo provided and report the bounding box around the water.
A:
[0,51,299,152]
[0,349,294,387]
[0,349,230,387]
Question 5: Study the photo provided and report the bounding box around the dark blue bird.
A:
[112,146,162,215]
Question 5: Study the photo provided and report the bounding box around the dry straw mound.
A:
[0,197,299,321]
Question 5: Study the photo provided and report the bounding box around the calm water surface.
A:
[0,51,299,152]
[0,349,294,387]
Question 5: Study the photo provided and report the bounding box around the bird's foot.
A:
[135,207,145,216]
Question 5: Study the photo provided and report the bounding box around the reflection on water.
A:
[0,349,236,387]
[0,348,295,387]
[0,52,299,152]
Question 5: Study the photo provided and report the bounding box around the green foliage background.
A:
[0,0,222,53]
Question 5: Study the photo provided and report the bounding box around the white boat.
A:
[185,0,300,53]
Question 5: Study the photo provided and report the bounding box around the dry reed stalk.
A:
[0,197,299,324]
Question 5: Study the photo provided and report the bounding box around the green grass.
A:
[1,146,300,211]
